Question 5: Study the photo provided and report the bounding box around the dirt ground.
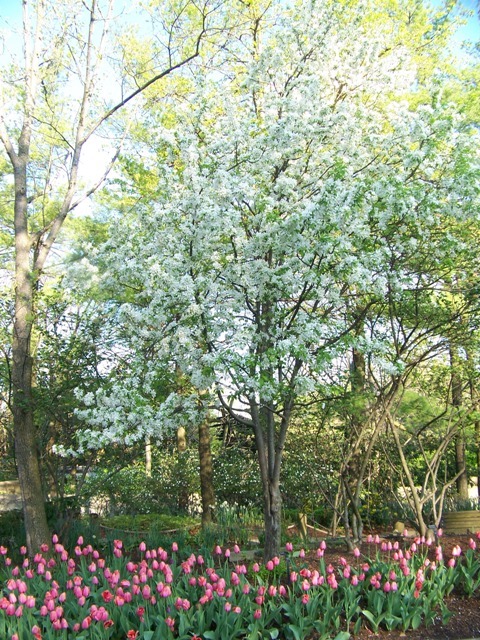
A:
[299,531,480,640]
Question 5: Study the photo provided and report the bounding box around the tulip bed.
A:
[1,531,479,640]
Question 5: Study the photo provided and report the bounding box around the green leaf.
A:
[286,625,303,640]
[333,632,351,640]
[412,613,422,630]
[354,617,363,635]
[268,630,280,639]
[361,610,375,625]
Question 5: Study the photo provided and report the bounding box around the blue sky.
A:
[441,0,479,44]
[0,0,19,21]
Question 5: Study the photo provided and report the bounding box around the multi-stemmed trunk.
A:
[251,396,294,561]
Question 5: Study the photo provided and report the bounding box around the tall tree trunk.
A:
[345,347,366,544]
[13,177,50,553]
[1,0,51,556]
[450,347,469,500]
[198,418,215,527]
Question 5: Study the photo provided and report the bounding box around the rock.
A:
[393,521,405,535]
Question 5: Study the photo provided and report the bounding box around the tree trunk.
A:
[176,427,189,511]
[262,479,282,561]
[145,436,152,477]
[450,347,469,500]
[341,346,367,545]
[254,396,293,562]
[13,191,50,553]
[198,418,215,527]
[455,433,469,500]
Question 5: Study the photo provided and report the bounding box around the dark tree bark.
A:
[198,417,215,527]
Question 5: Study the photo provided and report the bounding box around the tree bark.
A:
[198,418,215,527]
[145,436,152,478]
[262,479,282,561]
[176,427,189,511]
[345,347,367,544]
[13,263,51,551]
[12,170,51,552]
[250,392,294,561]
[450,347,469,500]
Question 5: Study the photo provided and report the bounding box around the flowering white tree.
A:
[80,0,479,557]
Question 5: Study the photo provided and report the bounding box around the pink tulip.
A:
[81,616,92,629]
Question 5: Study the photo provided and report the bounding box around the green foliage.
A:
[209,502,264,547]
[444,496,480,512]
[80,448,200,516]
[99,512,199,532]
[213,447,262,508]
[0,511,25,549]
